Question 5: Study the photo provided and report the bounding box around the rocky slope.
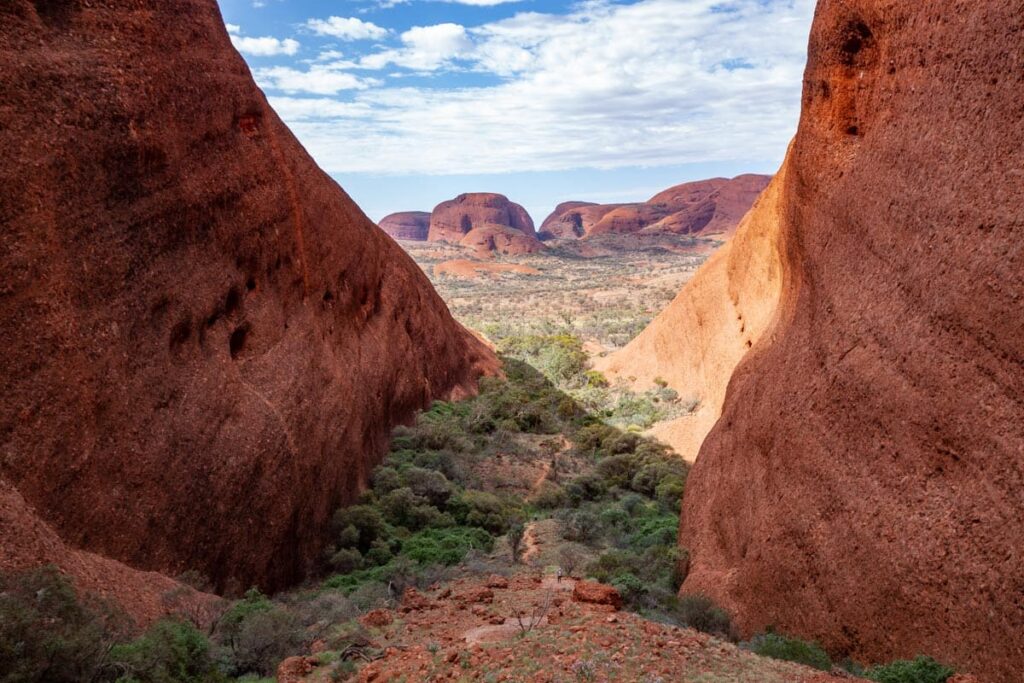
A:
[539,175,770,241]
[633,1,1022,680]
[378,211,431,241]
[594,164,787,461]
[277,573,855,683]
[0,0,497,616]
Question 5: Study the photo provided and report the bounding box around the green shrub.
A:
[328,547,364,573]
[108,619,221,683]
[559,509,601,544]
[585,371,609,388]
[744,632,832,671]
[674,594,732,637]
[529,481,568,509]
[865,656,955,683]
[454,490,510,534]
[0,566,125,683]
[401,527,494,566]
[331,505,390,554]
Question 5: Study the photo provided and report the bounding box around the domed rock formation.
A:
[379,211,431,241]
[428,193,539,245]
[0,0,497,614]
[537,201,616,240]
[460,224,545,257]
[635,2,1023,680]
[539,175,770,241]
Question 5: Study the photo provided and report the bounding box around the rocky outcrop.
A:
[428,193,537,244]
[674,2,1024,681]
[539,175,769,241]
[571,581,622,610]
[538,201,614,240]
[0,0,497,611]
[595,165,787,461]
[460,224,545,257]
[378,211,431,241]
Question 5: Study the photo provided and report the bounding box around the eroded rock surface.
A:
[676,2,1024,680]
[428,193,537,244]
[0,0,496,608]
[539,175,769,241]
[378,211,431,241]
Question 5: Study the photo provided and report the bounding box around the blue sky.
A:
[216,0,815,222]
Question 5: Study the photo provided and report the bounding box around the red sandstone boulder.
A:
[379,211,431,241]
[571,581,622,610]
[455,587,495,605]
[0,0,497,607]
[360,608,395,628]
[428,193,536,244]
[485,574,509,589]
[401,588,433,612]
[276,656,316,683]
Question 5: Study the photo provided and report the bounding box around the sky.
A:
[216,0,816,223]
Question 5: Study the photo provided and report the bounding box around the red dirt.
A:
[284,574,860,682]
[0,0,497,610]
[678,2,1024,681]
[571,581,623,610]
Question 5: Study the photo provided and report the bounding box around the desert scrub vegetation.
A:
[741,629,958,682]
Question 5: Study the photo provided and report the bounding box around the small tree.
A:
[507,522,527,564]
[558,546,586,578]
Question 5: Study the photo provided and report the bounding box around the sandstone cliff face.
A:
[428,193,538,246]
[594,166,787,461]
[378,211,431,241]
[540,176,769,241]
[0,0,497,608]
[675,2,1024,680]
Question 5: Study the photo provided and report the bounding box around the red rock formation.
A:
[0,480,223,628]
[0,0,497,608]
[459,224,545,257]
[537,201,618,240]
[539,175,769,241]
[677,2,1024,680]
[378,211,431,241]
[428,193,537,244]
[571,581,622,610]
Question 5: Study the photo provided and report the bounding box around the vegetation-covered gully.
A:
[3,334,961,682]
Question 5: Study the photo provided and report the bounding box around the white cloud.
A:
[254,65,374,94]
[358,23,472,71]
[260,0,816,174]
[231,35,301,57]
[225,23,242,34]
[305,16,389,41]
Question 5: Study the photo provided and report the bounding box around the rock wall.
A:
[0,0,497,604]
[678,2,1024,680]
[379,211,431,241]
[594,165,787,461]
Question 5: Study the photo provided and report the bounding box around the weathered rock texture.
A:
[0,480,223,627]
[539,175,769,241]
[595,165,787,461]
[428,193,539,247]
[378,211,431,241]
[676,2,1024,681]
[0,0,496,609]
[460,224,545,257]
